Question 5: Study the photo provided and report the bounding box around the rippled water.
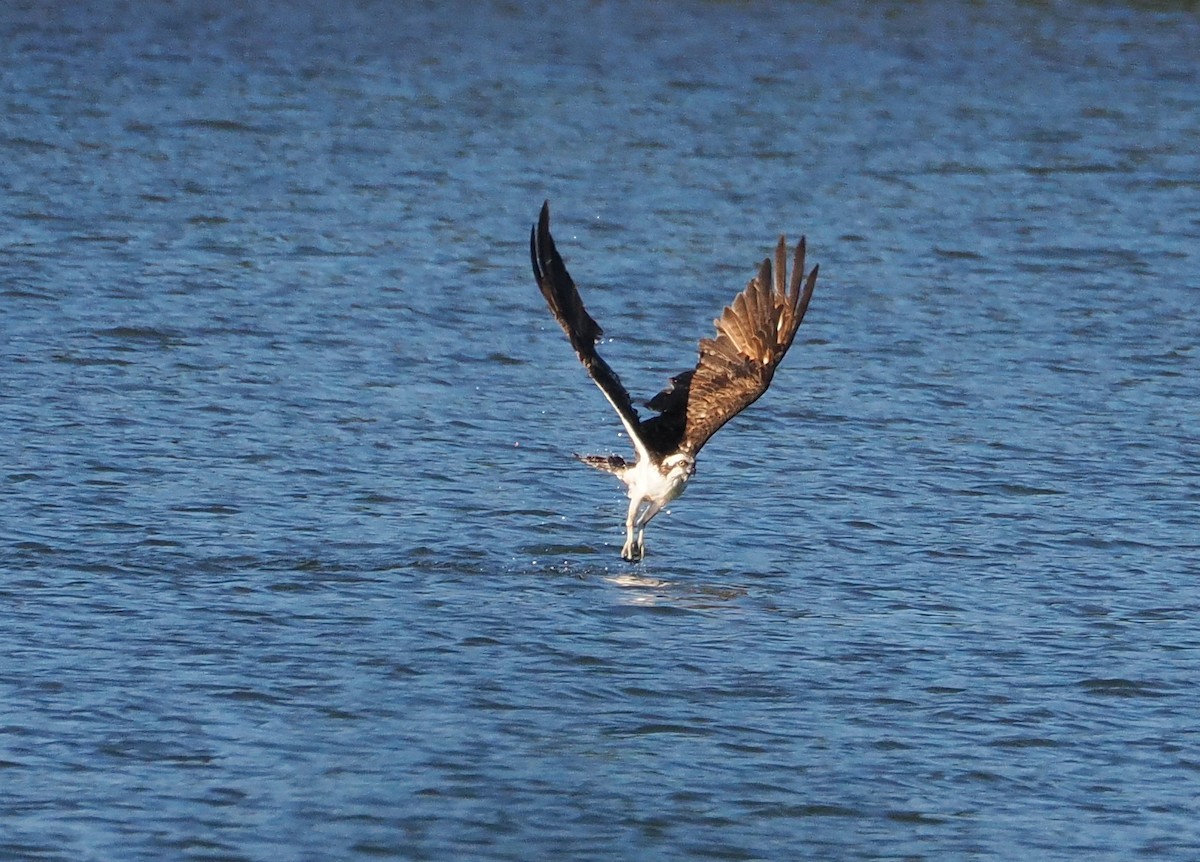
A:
[3,1,1199,860]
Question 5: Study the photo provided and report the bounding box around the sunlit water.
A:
[3,1,1199,860]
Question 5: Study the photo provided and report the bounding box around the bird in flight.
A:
[530,201,818,562]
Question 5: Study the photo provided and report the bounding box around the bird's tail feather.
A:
[575,454,629,474]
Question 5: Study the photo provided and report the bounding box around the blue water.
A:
[3,1,1199,860]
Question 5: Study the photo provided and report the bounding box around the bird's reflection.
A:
[605,570,748,607]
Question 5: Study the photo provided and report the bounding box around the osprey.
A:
[530,201,818,562]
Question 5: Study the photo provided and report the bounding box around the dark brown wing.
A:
[640,236,817,457]
[530,201,654,461]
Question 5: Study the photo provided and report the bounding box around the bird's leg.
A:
[633,500,664,560]
[622,496,644,562]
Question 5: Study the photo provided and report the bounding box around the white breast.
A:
[623,458,689,506]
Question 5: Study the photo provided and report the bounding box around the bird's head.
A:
[661,453,696,483]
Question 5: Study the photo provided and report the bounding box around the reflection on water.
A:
[606,571,749,607]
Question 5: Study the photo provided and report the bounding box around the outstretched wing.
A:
[530,201,653,462]
[641,236,818,457]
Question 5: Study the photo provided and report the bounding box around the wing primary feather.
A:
[789,263,818,346]
[788,236,807,308]
[744,264,765,356]
[773,236,787,299]
[751,258,773,360]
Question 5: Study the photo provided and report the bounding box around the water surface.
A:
[3,2,1199,860]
